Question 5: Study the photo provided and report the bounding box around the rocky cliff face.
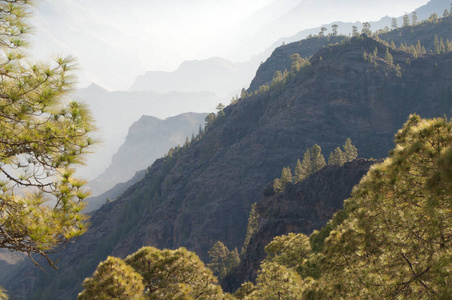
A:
[5,33,452,299]
[222,159,378,292]
[248,35,348,92]
[87,112,207,198]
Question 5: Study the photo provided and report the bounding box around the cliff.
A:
[222,159,378,292]
[86,112,207,198]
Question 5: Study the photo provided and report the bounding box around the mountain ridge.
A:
[86,112,207,202]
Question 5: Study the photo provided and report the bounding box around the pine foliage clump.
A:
[0,0,96,268]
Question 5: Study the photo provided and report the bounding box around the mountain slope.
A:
[5,33,452,299]
[222,159,378,291]
[86,113,207,197]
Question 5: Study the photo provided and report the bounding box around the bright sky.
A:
[32,0,432,90]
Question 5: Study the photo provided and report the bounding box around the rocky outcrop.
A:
[248,35,348,92]
[86,112,207,196]
[222,159,378,292]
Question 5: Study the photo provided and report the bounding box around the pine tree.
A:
[317,115,452,299]
[331,24,338,36]
[412,11,418,25]
[416,40,422,53]
[390,40,396,49]
[243,203,259,252]
[402,13,410,27]
[0,0,96,267]
[385,47,393,65]
[78,256,144,300]
[294,150,312,183]
[310,144,326,173]
[434,35,440,54]
[361,22,371,36]
[241,88,248,98]
[440,37,446,54]
[342,138,358,162]
[226,248,241,271]
[274,167,293,192]
[208,241,230,279]
[391,18,398,30]
[328,147,346,166]
[216,103,225,117]
[124,247,225,299]
[245,262,304,299]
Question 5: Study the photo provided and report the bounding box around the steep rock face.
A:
[87,112,207,196]
[6,35,452,299]
[248,35,348,92]
[222,159,378,292]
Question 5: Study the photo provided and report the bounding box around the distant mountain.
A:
[7,17,452,297]
[255,0,451,63]
[73,84,218,181]
[129,57,257,97]
[86,112,207,197]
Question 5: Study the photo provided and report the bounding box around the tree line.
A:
[273,139,358,193]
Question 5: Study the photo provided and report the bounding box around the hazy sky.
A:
[31,0,432,90]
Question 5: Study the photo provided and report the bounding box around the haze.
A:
[31,0,429,91]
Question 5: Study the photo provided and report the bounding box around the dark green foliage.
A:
[412,11,418,26]
[385,47,393,65]
[78,257,144,300]
[342,138,358,162]
[391,17,398,29]
[403,13,410,27]
[331,24,338,36]
[310,144,326,173]
[207,242,240,281]
[123,247,225,299]
[0,0,96,268]
[216,103,226,118]
[243,203,259,252]
[328,147,346,166]
[361,22,371,36]
[208,241,230,279]
[294,150,311,183]
[273,167,293,192]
